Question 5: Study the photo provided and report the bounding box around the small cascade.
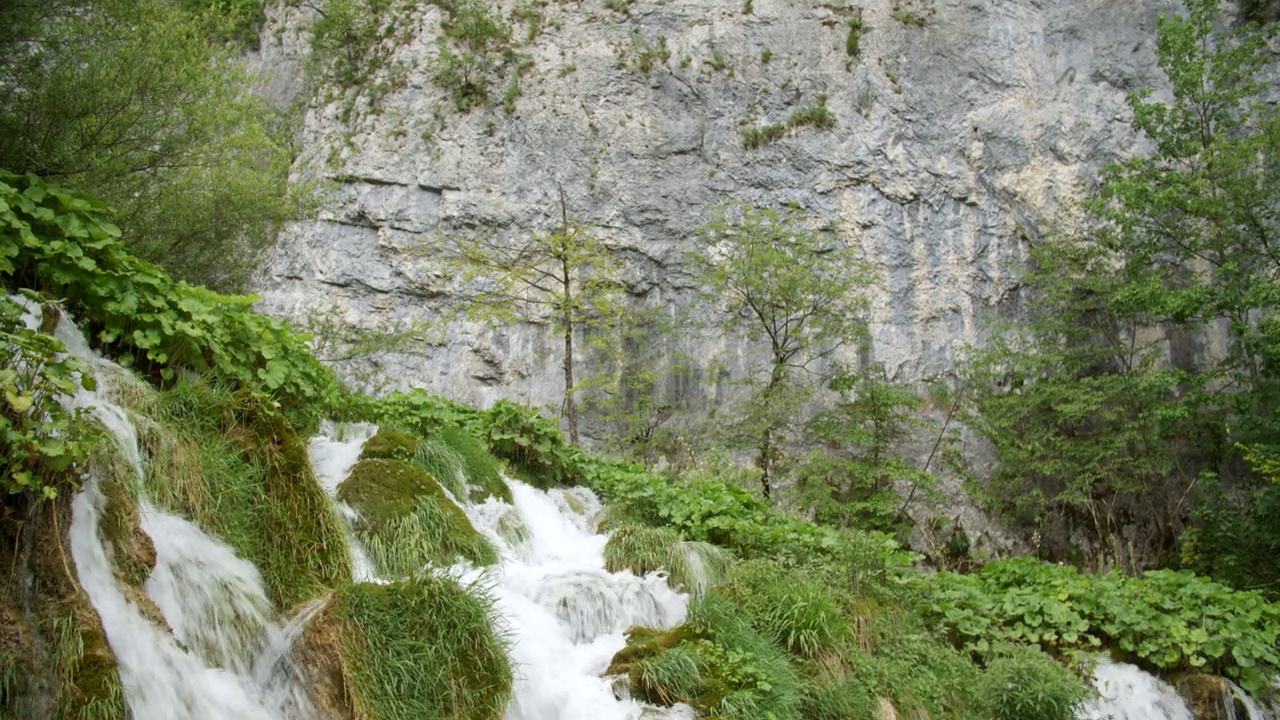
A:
[59,310,315,719]
[309,427,692,720]
[1082,658,1195,720]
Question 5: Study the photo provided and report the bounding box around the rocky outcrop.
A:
[257,0,1182,401]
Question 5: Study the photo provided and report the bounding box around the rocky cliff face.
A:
[255,0,1180,427]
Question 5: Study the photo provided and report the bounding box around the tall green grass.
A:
[140,377,351,607]
[604,525,733,599]
[331,577,512,720]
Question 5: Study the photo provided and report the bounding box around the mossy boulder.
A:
[298,579,512,720]
[338,459,496,575]
[359,431,421,462]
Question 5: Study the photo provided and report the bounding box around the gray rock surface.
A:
[252,0,1198,546]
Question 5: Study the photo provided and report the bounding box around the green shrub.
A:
[916,557,1280,692]
[328,577,511,720]
[846,17,863,57]
[979,646,1087,720]
[0,173,340,434]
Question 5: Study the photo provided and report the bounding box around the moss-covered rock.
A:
[298,579,512,720]
[339,459,496,575]
[359,431,421,462]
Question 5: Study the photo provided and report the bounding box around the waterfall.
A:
[1082,658,1195,720]
[308,428,693,720]
[61,311,315,720]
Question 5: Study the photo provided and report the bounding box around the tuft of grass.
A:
[604,524,682,576]
[318,577,512,720]
[667,540,733,601]
[142,377,351,607]
[435,426,509,502]
[740,122,787,149]
[846,17,863,57]
[979,646,1087,720]
[409,436,469,500]
[636,645,702,705]
[716,560,846,658]
[340,458,497,575]
[742,96,835,149]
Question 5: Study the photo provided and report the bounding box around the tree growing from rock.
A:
[690,203,874,498]
[429,191,626,444]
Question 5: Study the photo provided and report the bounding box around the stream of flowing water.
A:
[47,299,1269,720]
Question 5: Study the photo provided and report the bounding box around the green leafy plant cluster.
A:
[479,399,581,487]
[1,173,341,434]
[0,293,99,499]
[431,0,530,112]
[916,557,1280,692]
[581,455,914,579]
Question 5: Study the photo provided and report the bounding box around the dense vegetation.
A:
[1,0,1279,717]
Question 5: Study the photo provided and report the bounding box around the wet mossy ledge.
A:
[338,455,498,576]
[298,578,511,720]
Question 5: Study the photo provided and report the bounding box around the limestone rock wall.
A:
[255,0,1179,428]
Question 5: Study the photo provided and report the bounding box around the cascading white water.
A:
[58,310,316,720]
[307,428,694,720]
[1082,658,1195,720]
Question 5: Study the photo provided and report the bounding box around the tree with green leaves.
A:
[429,191,627,444]
[690,204,873,498]
[965,0,1280,573]
[0,0,306,291]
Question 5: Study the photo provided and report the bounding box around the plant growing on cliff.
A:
[689,204,873,498]
[431,0,524,112]
[964,0,1280,575]
[426,191,627,444]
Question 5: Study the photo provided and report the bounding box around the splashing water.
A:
[60,309,315,720]
[310,428,692,720]
[1081,658,1194,720]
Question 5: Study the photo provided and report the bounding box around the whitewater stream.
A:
[46,302,1268,720]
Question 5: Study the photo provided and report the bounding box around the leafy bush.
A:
[916,557,1280,692]
[0,173,340,434]
[0,293,99,499]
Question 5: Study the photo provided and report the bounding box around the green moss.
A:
[339,459,497,575]
[330,577,512,720]
[360,430,421,461]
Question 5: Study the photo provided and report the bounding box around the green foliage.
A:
[845,17,863,57]
[1181,478,1280,595]
[143,379,353,607]
[792,372,936,534]
[716,560,846,658]
[632,34,671,73]
[331,577,512,720]
[359,430,421,462]
[0,173,340,434]
[740,97,837,148]
[431,0,526,112]
[690,203,873,496]
[0,0,306,291]
[338,458,497,575]
[603,525,733,599]
[965,0,1280,574]
[916,557,1280,692]
[415,426,510,502]
[0,294,99,499]
[311,0,395,87]
[580,455,916,580]
[892,11,927,26]
[979,646,1087,720]
[479,399,581,486]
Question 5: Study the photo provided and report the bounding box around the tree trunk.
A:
[561,252,578,445]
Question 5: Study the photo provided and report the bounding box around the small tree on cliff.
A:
[429,192,625,444]
[690,203,874,498]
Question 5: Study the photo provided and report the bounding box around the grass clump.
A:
[740,122,787,149]
[716,559,846,658]
[846,17,863,57]
[305,577,512,720]
[434,426,509,502]
[141,378,351,607]
[740,96,836,149]
[604,525,733,599]
[339,458,497,575]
